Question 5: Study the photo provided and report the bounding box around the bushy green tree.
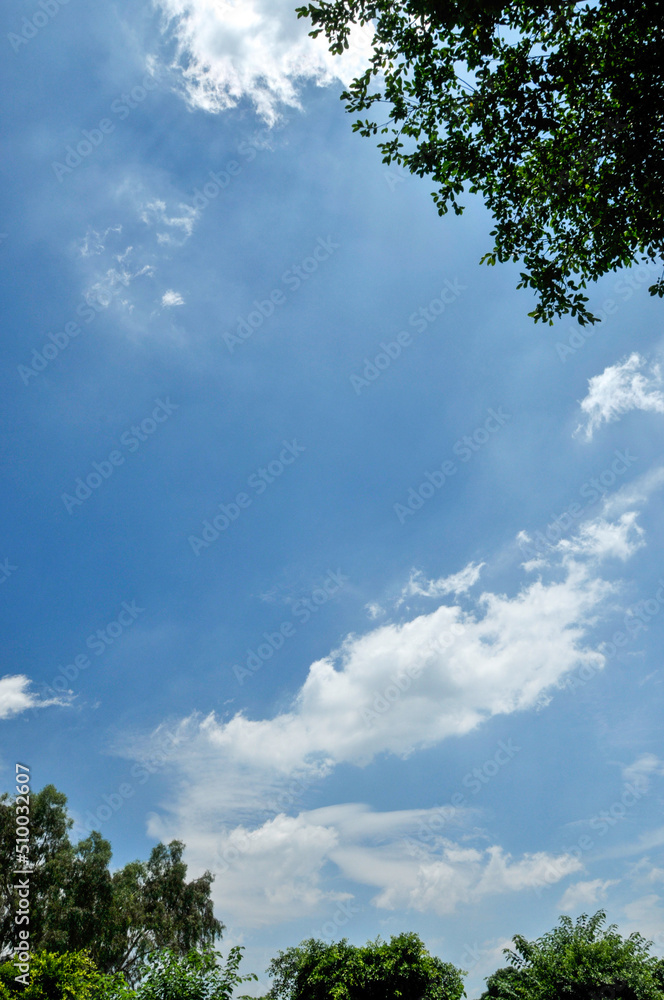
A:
[133,947,257,1000]
[296,0,664,325]
[265,931,466,1000]
[479,911,664,999]
[0,950,131,1000]
[1,786,72,956]
[100,840,224,982]
[478,965,524,999]
[0,787,223,984]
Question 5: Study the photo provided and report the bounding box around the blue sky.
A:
[2,0,664,994]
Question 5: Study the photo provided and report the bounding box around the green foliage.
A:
[0,787,223,984]
[264,931,466,1000]
[0,949,254,1000]
[1,786,73,955]
[0,959,18,1000]
[99,840,224,982]
[479,911,664,999]
[132,947,257,1000]
[296,0,664,324]
[0,951,132,1000]
[478,965,523,999]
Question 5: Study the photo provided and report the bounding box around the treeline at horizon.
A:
[2,785,664,999]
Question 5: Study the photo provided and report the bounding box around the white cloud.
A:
[83,263,155,315]
[558,878,618,912]
[0,675,60,719]
[74,199,196,325]
[626,857,664,887]
[402,562,485,600]
[622,754,664,793]
[461,938,514,982]
[141,199,198,246]
[148,550,613,816]
[147,801,582,926]
[360,842,583,916]
[622,894,664,950]
[77,225,123,257]
[152,0,375,124]
[559,512,645,562]
[601,465,664,519]
[577,353,664,440]
[162,289,185,307]
[597,825,664,862]
[115,246,134,264]
[130,508,647,928]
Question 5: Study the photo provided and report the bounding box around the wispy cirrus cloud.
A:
[621,754,664,793]
[140,199,198,247]
[401,562,485,601]
[77,225,123,257]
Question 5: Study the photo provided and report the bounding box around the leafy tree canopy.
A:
[264,931,466,1000]
[0,786,223,984]
[0,950,131,1000]
[132,947,257,1000]
[479,910,664,1000]
[296,0,664,325]
[0,948,255,1000]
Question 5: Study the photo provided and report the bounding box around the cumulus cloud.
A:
[147,801,582,926]
[559,511,645,562]
[344,839,583,916]
[152,0,375,123]
[128,506,651,928]
[161,289,185,307]
[0,675,60,719]
[558,878,618,912]
[144,549,614,821]
[576,353,664,440]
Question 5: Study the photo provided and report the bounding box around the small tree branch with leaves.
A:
[297,0,664,324]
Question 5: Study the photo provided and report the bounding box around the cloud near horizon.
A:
[124,503,650,927]
[147,801,585,927]
[558,878,619,913]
